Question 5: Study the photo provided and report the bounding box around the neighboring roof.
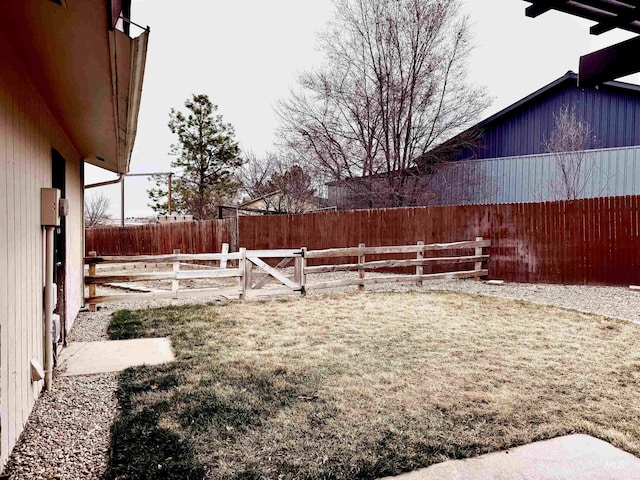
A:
[475,71,640,130]
[239,190,326,210]
[1,1,149,174]
[239,191,283,208]
[426,70,640,159]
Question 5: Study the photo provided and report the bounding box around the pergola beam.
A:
[525,0,569,18]
[524,0,640,84]
[579,34,640,86]
[525,0,640,35]
[590,7,640,35]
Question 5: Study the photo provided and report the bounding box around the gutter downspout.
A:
[84,174,125,226]
[84,174,124,190]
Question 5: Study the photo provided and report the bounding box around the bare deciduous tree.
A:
[237,151,279,202]
[84,192,112,227]
[266,163,318,213]
[238,152,318,213]
[277,0,489,208]
[543,105,599,200]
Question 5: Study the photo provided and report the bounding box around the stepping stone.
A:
[57,338,175,376]
[379,434,640,480]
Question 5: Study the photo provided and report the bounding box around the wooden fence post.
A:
[294,253,302,285]
[238,248,247,300]
[220,243,229,269]
[416,241,424,287]
[172,249,180,298]
[244,257,253,295]
[301,247,307,296]
[294,247,307,295]
[475,237,483,281]
[88,251,97,312]
[358,243,365,291]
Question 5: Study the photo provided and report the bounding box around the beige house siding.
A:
[0,39,84,465]
[242,198,270,211]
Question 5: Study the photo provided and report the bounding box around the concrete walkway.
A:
[380,435,640,480]
[57,338,175,376]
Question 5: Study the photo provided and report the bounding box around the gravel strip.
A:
[304,273,640,324]
[3,373,117,480]
[419,279,640,324]
[4,305,119,480]
[6,276,639,479]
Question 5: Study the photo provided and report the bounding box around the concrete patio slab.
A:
[57,338,175,376]
[380,434,640,480]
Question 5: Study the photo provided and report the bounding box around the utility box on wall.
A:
[41,188,61,226]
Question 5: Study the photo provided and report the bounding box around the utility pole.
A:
[119,171,173,224]
[121,176,125,226]
[168,172,173,214]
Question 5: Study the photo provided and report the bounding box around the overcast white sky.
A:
[86,0,639,219]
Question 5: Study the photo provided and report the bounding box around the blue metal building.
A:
[414,71,640,205]
[461,71,640,160]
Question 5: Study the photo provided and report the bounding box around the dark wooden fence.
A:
[240,196,640,286]
[85,196,640,286]
[85,218,237,256]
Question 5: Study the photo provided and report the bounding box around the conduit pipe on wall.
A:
[43,226,55,390]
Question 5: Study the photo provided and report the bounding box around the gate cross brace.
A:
[247,256,299,290]
[253,257,293,289]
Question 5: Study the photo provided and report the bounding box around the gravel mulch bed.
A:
[421,279,640,324]
[2,373,117,480]
[4,277,640,478]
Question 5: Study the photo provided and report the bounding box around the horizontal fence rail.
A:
[303,238,488,292]
[84,252,242,264]
[303,255,490,274]
[304,240,492,258]
[84,239,490,307]
[85,245,242,308]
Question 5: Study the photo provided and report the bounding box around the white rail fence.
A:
[85,238,490,308]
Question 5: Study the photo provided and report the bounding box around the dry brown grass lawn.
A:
[106,291,640,480]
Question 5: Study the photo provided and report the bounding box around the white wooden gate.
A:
[240,248,306,298]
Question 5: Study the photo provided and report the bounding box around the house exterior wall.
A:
[0,38,84,465]
[468,82,640,160]
[242,198,271,211]
[429,146,640,205]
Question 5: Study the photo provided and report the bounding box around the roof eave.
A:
[120,29,149,174]
[0,1,149,175]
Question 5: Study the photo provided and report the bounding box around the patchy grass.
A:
[105,292,640,479]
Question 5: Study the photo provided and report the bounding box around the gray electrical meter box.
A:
[41,188,61,226]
